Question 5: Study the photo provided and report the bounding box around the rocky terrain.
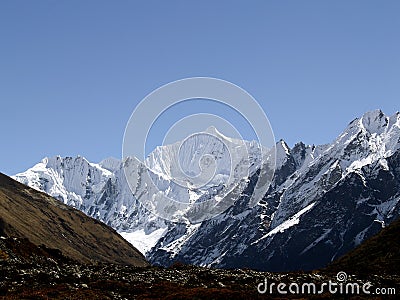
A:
[1,221,399,299]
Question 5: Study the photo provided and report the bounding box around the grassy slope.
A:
[0,172,147,266]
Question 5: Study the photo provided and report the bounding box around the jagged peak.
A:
[362,109,385,119]
[292,141,311,152]
[342,109,397,136]
[204,125,219,135]
[203,126,238,144]
[38,155,93,171]
[274,139,291,167]
[276,139,290,155]
[99,157,121,172]
[360,109,387,132]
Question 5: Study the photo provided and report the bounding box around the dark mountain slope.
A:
[327,216,400,275]
[0,172,147,266]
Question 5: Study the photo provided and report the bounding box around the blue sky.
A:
[0,1,399,175]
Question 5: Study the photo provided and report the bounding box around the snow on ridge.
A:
[360,109,387,134]
[98,157,121,172]
[271,110,400,229]
[159,223,202,257]
[275,140,291,168]
[342,111,400,173]
[144,127,267,188]
[205,125,235,143]
[300,228,332,255]
[255,202,316,242]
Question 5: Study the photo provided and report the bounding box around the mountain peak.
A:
[276,139,290,154]
[202,125,239,145]
[204,125,219,134]
[275,139,291,167]
[203,126,230,140]
[362,109,384,118]
[360,109,387,133]
[343,109,395,136]
[99,157,121,172]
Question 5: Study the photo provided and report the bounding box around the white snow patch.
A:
[300,228,332,255]
[373,219,385,228]
[354,226,371,245]
[255,202,316,242]
[160,223,201,257]
[379,158,389,171]
[120,227,168,255]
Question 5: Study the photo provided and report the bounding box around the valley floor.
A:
[1,258,398,299]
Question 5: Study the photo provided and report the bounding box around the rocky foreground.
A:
[1,237,399,300]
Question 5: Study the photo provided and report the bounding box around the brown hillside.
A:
[0,172,148,266]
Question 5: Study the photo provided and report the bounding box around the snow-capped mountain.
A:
[135,126,272,223]
[12,126,269,252]
[13,110,400,271]
[149,109,400,270]
[13,155,169,254]
[145,126,266,187]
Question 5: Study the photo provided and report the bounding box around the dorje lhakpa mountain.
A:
[14,109,400,271]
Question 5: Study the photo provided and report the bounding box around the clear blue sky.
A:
[1,1,399,175]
